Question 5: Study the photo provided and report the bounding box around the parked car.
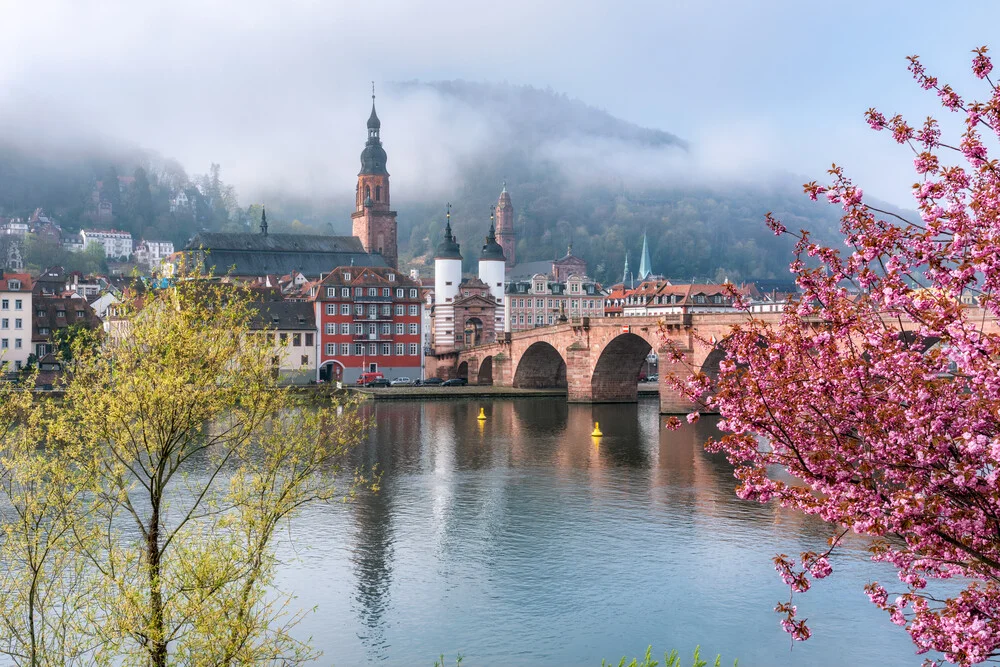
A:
[357,371,384,386]
[390,377,413,386]
[365,378,391,388]
[420,377,444,386]
[441,377,468,387]
[647,374,658,383]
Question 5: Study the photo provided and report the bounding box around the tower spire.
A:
[638,231,652,280]
[622,251,630,285]
[260,206,268,236]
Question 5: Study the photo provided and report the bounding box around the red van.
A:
[357,371,384,386]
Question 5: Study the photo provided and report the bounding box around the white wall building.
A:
[0,272,32,373]
[134,240,175,269]
[81,229,133,260]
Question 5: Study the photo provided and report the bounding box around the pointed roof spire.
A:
[367,81,381,130]
[502,179,507,193]
[260,206,268,236]
[622,251,630,284]
[435,202,462,260]
[638,232,652,280]
[480,205,505,261]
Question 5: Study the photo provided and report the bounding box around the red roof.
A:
[0,273,32,291]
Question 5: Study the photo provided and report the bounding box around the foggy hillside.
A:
[0,80,867,285]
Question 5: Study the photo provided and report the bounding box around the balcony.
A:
[353,332,396,341]
[353,295,393,303]
[353,313,394,322]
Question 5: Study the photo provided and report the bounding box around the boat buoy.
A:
[478,407,487,420]
[591,422,603,437]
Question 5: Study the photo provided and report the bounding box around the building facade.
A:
[0,272,32,373]
[134,240,175,269]
[312,266,422,384]
[504,273,605,332]
[247,300,317,385]
[81,229,133,260]
[351,95,398,269]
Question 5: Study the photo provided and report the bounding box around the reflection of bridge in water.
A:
[432,310,1000,414]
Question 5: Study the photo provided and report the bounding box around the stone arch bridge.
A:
[437,311,1000,414]
[438,314,763,414]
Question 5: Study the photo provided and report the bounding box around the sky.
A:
[1,0,998,208]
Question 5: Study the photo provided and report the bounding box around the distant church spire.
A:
[622,251,630,285]
[260,206,268,236]
[638,232,652,280]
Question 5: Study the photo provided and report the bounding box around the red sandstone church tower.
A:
[495,182,515,268]
[351,91,398,268]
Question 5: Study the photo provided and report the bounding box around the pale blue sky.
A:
[1,0,997,206]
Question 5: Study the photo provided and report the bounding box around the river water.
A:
[274,397,922,666]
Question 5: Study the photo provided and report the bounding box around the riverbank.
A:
[350,383,659,400]
[349,386,568,400]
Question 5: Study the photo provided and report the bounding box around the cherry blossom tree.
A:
[666,47,1000,666]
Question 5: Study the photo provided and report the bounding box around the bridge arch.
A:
[513,342,567,389]
[591,333,652,402]
[457,361,469,380]
[477,355,493,385]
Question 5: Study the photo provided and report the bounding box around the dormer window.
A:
[343,272,351,281]
[7,280,20,290]
[387,272,395,281]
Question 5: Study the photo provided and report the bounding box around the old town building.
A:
[0,272,32,373]
[312,265,422,384]
[351,92,399,269]
[247,299,316,385]
[81,228,133,260]
[504,273,604,332]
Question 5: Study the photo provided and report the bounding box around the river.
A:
[273,397,922,666]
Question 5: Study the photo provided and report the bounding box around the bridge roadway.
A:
[431,310,999,414]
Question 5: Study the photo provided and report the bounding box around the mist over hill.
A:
[0,80,874,284]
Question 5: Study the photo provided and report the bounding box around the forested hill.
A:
[0,80,891,284]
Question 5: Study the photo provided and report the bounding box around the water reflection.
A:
[273,397,919,666]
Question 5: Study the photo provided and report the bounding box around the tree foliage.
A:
[0,278,369,665]
[666,47,1000,665]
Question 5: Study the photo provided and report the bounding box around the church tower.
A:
[495,182,515,268]
[351,88,399,268]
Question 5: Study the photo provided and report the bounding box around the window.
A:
[376,185,382,202]
[0,319,6,328]
[325,323,336,335]
[305,333,313,346]
[293,334,301,347]
[518,299,524,308]
[536,299,543,307]
[396,288,403,298]
[409,344,418,356]
[382,288,390,297]
[368,305,377,317]
[336,304,347,316]
[354,305,364,316]
[343,272,351,281]
[38,327,49,336]
[408,305,418,316]
[368,288,377,297]
[381,323,391,335]
[36,309,44,317]
[395,305,404,316]
[387,272,395,281]
[341,323,350,335]
[279,333,288,344]
[341,287,350,297]
[445,281,452,286]
[408,323,418,335]
[368,324,377,335]
[341,343,350,355]
[382,343,391,355]
[301,355,309,366]
[409,289,417,298]
[396,343,405,355]
[14,360,21,370]
[14,300,21,310]
[325,343,336,355]
[354,324,364,335]
[0,300,6,309]
[326,304,337,315]
[368,344,377,355]
[56,310,65,318]
[518,315,524,324]
[14,339,21,349]
[354,344,364,355]
[326,287,336,298]
[7,280,19,290]
[395,323,404,334]
[355,287,363,296]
